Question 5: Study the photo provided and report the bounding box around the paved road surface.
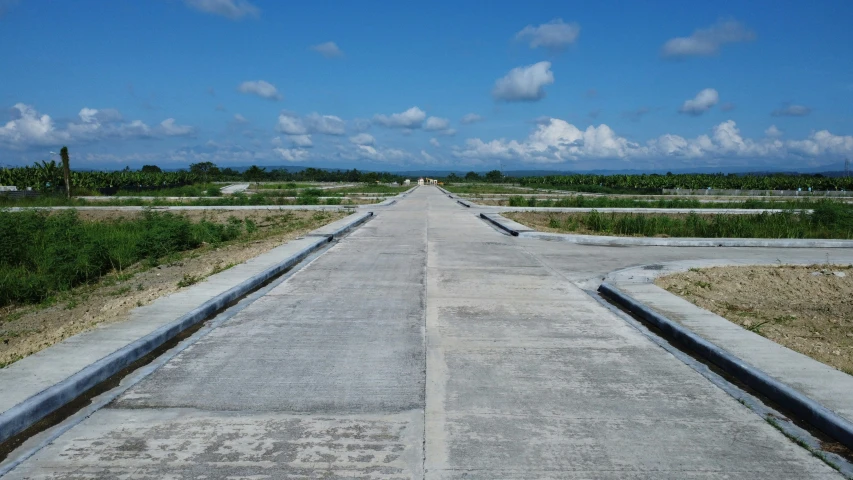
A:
[5,187,842,479]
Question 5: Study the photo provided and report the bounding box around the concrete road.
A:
[5,187,843,479]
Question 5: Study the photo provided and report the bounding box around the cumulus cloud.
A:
[373,107,427,128]
[460,113,483,125]
[772,104,812,117]
[424,116,450,131]
[430,138,441,147]
[159,118,195,136]
[662,19,755,58]
[679,88,719,116]
[349,133,375,146]
[515,18,580,50]
[274,147,310,162]
[237,80,282,101]
[288,135,313,148]
[277,112,345,136]
[310,41,344,58]
[183,0,259,19]
[233,113,248,123]
[0,103,69,148]
[276,114,306,135]
[304,113,345,135]
[492,61,554,102]
[454,117,853,163]
[765,125,783,137]
[0,104,201,149]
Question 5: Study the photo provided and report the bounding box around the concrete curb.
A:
[457,200,472,208]
[598,282,853,450]
[480,212,853,248]
[0,211,374,445]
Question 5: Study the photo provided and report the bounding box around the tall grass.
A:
[514,202,853,239]
[0,209,249,306]
[505,194,824,210]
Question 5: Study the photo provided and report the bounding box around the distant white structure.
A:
[0,186,17,192]
[418,178,425,186]
[403,179,411,185]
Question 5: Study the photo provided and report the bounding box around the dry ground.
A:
[0,209,347,367]
[656,264,853,375]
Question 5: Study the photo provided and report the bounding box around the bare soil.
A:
[0,209,346,367]
[656,264,853,375]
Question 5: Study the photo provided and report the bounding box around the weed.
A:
[177,274,200,288]
[693,281,712,289]
[111,286,131,296]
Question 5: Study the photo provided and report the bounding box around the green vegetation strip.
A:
[505,202,853,239]
[0,209,331,307]
[502,195,825,210]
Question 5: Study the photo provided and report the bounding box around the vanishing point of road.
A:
[5,187,843,479]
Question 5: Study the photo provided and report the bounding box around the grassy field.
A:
[0,209,346,367]
[320,184,411,195]
[0,191,378,207]
[0,209,351,307]
[495,195,821,210]
[505,202,853,239]
[443,184,535,194]
[113,183,222,197]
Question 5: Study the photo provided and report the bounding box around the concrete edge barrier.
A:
[306,211,373,238]
[482,212,853,248]
[0,212,374,445]
[598,282,853,450]
[457,200,472,208]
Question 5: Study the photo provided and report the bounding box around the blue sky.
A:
[1,0,852,172]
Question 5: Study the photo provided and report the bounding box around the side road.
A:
[0,211,373,445]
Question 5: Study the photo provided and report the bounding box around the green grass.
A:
[0,209,252,307]
[321,184,411,195]
[253,182,327,189]
[113,183,222,197]
[509,201,853,239]
[504,194,822,210]
[444,184,531,194]
[0,192,365,207]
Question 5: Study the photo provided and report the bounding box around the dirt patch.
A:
[0,209,347,367]
[656,264,853,375]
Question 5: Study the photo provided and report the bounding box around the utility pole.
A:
[846,158,850,178]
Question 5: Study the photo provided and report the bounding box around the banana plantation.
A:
[518,173,853,191]
[0,161,198,193]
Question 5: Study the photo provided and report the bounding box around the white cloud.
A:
[492,61,554,102]
[233,113,248,123]
[278,112,345,136]
[288,134,313,148]
[0,104,161,149]
[420,150,436,162]
[184,0,259,20]
[276,113,307,135]
[351,118,372,132]
[679,88,719,116]
[772,104,812,117]
[79,107,123,124]
[765,125,783,137]
[662,19,755,58]
[159,118,195,136]
[515,19,580,50]
[0,103,69,148]
[310,41,344,58]
[460,113,483,125]
[305,113,346,135]
[424,116,450,131]
[430,138,441,147]
[274,147,310,162]
[349,133,375,146]
[455,118,641,163]
[373,107,426,128]
[237,80,282,101]
[454,117,853,163]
